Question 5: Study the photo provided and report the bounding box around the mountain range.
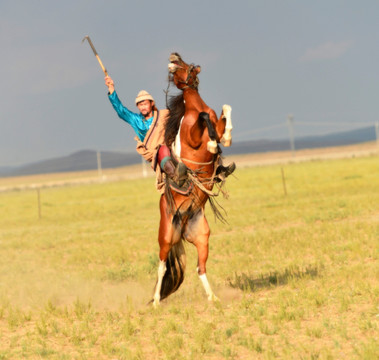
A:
[1,126,376,177]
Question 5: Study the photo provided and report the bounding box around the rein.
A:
[185,153,229,200]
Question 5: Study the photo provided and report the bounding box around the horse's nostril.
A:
[168,63,178,73]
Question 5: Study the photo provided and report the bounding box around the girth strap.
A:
[180,157,214,166]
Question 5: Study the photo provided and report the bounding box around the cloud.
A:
[300,41,353,62]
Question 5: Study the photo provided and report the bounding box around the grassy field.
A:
[0,153,378,359]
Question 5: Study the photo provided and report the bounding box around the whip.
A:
[82,35,108,76]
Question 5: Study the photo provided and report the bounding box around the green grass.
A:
[0,155,378,359]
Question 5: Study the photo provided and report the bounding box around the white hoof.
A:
[207,140,218,154]
[222,104,232,118]
[199,272,219,302]
[208,293,220,302]
[221,132,232,147]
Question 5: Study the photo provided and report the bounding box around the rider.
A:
[105,75,186,189]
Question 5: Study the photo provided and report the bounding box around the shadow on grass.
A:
[228,264,323,292]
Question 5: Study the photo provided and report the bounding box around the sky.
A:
[1,0,379,167]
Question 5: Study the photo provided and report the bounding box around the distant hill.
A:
[0,126,376,177]
[222,125,376,155]
[0,150,141,177]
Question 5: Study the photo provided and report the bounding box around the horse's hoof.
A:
[221,132,232,147]
[221,138,232,147]
[207,140,218,154]
[208,294,220,302]
[222,104,232,118]
[152,297,160,308]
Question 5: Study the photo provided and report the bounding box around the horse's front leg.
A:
[185,210,219,302]
[220,105,232,147]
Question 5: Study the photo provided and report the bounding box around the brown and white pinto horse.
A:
[152,53,233,307]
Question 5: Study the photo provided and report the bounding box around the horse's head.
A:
[168,53,201,90]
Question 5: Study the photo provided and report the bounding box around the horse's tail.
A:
[159,238,186,301]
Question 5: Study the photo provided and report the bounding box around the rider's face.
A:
[137,100,154,118]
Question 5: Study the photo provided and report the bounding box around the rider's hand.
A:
[105,76,115,94]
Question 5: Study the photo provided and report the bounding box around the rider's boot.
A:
[163,159,188,187]
[215,162,236,182]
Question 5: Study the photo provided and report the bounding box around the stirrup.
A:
[168,178,193,195]
[215,162,236,182]
[175,162,188,187]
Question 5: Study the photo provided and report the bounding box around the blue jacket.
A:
[108,91,153,141]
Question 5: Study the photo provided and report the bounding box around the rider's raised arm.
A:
[108,90,148,141]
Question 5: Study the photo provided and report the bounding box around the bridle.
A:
[182,64,200,90]
[165,62,199,107]
[170,63,199,90]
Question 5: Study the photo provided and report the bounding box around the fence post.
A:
[281,167,287,196]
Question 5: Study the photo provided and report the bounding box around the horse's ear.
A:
[195,65,201,74]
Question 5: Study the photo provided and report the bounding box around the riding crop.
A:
[82,35,108,76]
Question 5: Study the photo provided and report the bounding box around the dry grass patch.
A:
[0,153,378,359]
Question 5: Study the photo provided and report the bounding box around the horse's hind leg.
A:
[152,195,184,307]
[199,272,219,302]
[152,196,173,307]
[153,260,167,307]
[197,240,219,302]
[185,210,219,302]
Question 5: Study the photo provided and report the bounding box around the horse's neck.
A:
[172,116,184,159]
[183,89,206,111]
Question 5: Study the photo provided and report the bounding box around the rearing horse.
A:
[152,53,233,307]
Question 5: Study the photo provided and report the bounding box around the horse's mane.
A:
[164,92,185,147]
